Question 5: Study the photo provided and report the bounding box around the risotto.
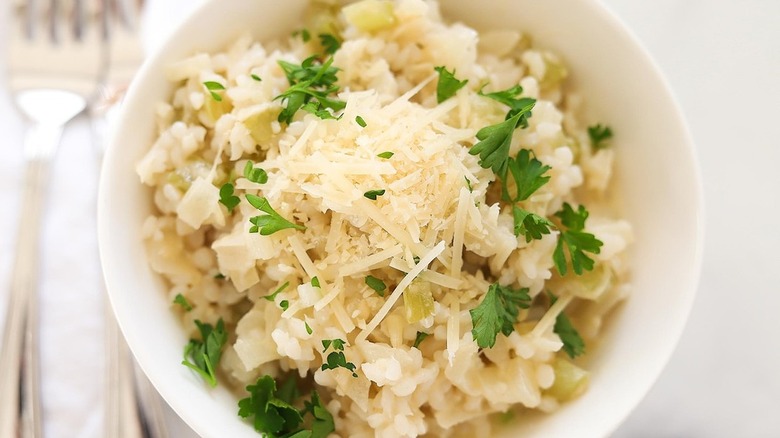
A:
[136,0,633,436]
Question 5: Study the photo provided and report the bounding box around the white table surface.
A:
[1,0,778,436]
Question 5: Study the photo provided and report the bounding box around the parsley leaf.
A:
[469,283,531,349]
[246,195,306,235]
[203,81,226,102]
[238,375,303,436]
[355,115,367,127]
[311,276,320,288]
[322,339,346,352]
[434,66,468,103]
[588,124,613,150]
[173,293,192,311]
[321,352,358,378]
[319,33,342,55]
[304,391,335,438]
[365,275,386,297]
[377,151,394,159]
[553,203,603,275]
[182,318,227,387]
[479,84,536,127]
[263,282,289,302]
[280,300,289,310]
[549,292,586,358]
[469,110,526,177]
[513,206,555,242]
[413,331,430,349]
[293,29,311,42]
[276,56,345,123]
[243,161,268,184]
[363,189,385,200]
[251,74,262,82]
[219,183,240,212]
[305,321,313,335]
[505,149,551,202]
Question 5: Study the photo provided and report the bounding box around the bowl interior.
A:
[98,0,702,437]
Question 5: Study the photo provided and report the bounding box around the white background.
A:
[0,0,778,436]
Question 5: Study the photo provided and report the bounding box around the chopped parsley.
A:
[553,203,603,276]
[363,189,385,200]
[413,331,430,349]
[588,124,613,150]
[182,318,227,387]
[173,293,192,312]
[469,110,527,177]
[305,321,313,335]
[243,161,268,184]
[214,273,226,280]
[238,375,302,436]
[219,182,241,213]
[377,151,394,159]
[504,149,555,242]
[251,74,262,82]
[321,338,357,377]
[246,195,306,235]
[355,115,367,127]
[465,177,473,192]
[434,66,468,103]
[311,276,320,288]
[263,282,289,302]
[319,33,342,55]
[203,81,226,102]
[276,56,345,123]
[549,292,586,358]
[478,84,536,127]
[293,29,312,42]
[365,275,387,297]
[469,283,531,349]
[280,300,289,310]
[303,391,336,438]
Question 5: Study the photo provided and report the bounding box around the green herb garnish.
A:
[365,275,386,297]
[311,276,320,288]
[469,283,531,349]
[203,81,226,102]
[363,189,385,200]
[413,331,430,349]
[219,183,241,213]
[305,321,313,335]
[478,84,536,127]
[182,318,227,387]
[553,203,603,276]
[246,195,306,235]
[276,56,345,123]
[251,74,262,82]
[434,66,468,103]
[319,33,341,55]
[263,282,289,302]
[355,115,367,127]
[321,352,357,378]
[173,293,192,312]
[588,124,613,150]
[243,161,268,184]
[322,339,346,352]
[377,151,394,159]
[549,292,586,358]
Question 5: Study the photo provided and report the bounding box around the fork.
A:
[91,1,171,437]
[0,0,106,436]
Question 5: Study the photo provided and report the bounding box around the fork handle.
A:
[0,123,61,438]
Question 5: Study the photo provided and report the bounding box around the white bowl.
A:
[98,0,703,436]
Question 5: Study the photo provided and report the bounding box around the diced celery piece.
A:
[403,279,434,323]
[166,160,210,192]
[541,53,568,90]
[561,263,612,300]
[243,110,275,145]
[343,0,396,33]
[547,357,590,402]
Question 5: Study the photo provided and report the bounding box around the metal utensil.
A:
[92,1,170,437]
[0,0,106,436]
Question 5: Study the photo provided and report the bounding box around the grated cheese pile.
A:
[137,0,633,437]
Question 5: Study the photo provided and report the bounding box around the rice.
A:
[137,0,633,436]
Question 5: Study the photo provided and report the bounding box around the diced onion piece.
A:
[561,264,612,300]
[540,53,568,90]
[546,357,590,402]
[176,176,224,228]
[403,279,434,323]
[343,0,396,33]
[203,96,231,123]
